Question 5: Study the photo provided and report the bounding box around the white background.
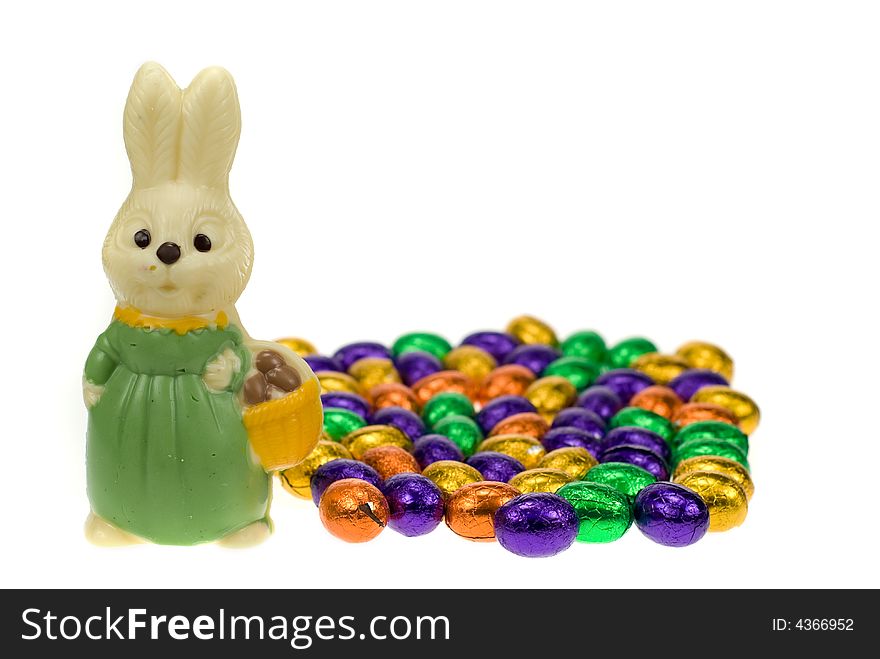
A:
[1,1,878,589]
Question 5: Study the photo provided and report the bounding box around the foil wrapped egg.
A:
[476,395,538,434]
[333,342,392,372]
[392,332,453,360]
[674,438,750,471]
[608,406,675,442]
[556,481,633,543]
[672,455,755,500]
[381,473,445,537]
[322,407,367,441]
[488,412,550,440]
[633,482,710,547]
[508,468,573,494]
[421,460,484,498]
[525,376,578,422]
[494,493,580,558]
[318,478,390,543]
[478,365,536,404]
[444,481,521,541]
[560,330,607,363]
[675,470,748,532]
[304,354,344,373]
[551,408,606,437]
[412,434,465,468]
[368,383,421,413]
[443,345,497,381]
[607,337,658,369]
[629,385,683,420]
[583,461,657,499]
[540,427,602,457]
[506,315,559,347]
[460,331,521,363]
[577,386,623,422]
[675,341,734,381]
[275,337,317,357]
[673,420,749,453]
[631,353,690,385]
[466,451,526,483]
[668,369,729,402]
[690,386,760,434]
[316,370,364,397]
[361,445,421,480]
[279,440,353,499]
[421,392,476,429]
[395,351,443,387]
[310,459,382,504]
[341,424,413,459]
[538,446,598,480]
[321,391,371,419]
[348,357,401,391]
[431,414,484,457]
[601,427,672,462]
[600,445,670,480]
[504,344,562,376]
[594,369,654,405]
[411,370,479,406]
[672,402,740,428]
[368,406,426,440]
[476,434,546,469]
[542,356,600,391]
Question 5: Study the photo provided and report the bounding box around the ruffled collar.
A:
[113,306,229,335]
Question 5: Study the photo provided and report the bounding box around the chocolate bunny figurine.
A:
[83,63,322,547]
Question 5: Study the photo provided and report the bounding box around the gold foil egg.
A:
[444,481,520,541]
[316,370,364,396]
[630,385,683,420]
[508,468,573,494]
[488,412,550,439]
[275,337,318,357]
[525,376,578,422]
[672,456,755,500]
[411,371,479,406]
[538,446,598,480]
[368,383,420,413]
[506,315,559,347]
[478,365,536,405]
[675,341,734,381]
[443,345,497,381]
[672,402,740,429]
[422,460,484,498]
[690,386,760,434]
[348,357,401,391]
[631,353,690,385]
[341,424,413,459]
[279,440,352,498]
[676,470,748,532]
[476,434,546,469]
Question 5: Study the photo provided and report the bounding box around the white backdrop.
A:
[1,1,877,588]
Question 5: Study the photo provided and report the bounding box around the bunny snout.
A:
[156,242,181,265]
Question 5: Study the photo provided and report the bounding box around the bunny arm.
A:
[83,331,119,408]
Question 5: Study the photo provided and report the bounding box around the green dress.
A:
[84,318,269,545]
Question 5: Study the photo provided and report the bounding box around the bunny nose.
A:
[156,242,181,265]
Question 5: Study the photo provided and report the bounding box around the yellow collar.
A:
[113,306,229,335]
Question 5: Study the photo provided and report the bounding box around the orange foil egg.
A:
[318,478,390,543]
[672,402,740,428]
[478,365,536,406]
[368,383,420,413]
[411,370,479,406]
[443,345,497,381]
[630,385,683,420]
[361,445,420,480]
[444,481,521,542]
[348,357,401,391]
[488,412,550,439]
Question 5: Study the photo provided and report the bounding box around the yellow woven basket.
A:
[242,377,323,471]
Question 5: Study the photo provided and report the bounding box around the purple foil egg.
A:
[602,427,672,462]
[541,426,603,458]
[395,351,443,386]
[634,482,710,547]
[494,493,580,558]
[503,344,562,376]
[310,459,382,505]
[461,331,521,363]
[412,434,465,469]
[594,369,654,404]
[577,386,623,421]
[466,452,526,483]
[333,342,392,372]
[320,391,370,418]
[552,407,606,436]
[668,369,730,402]
[381,473,445,537]
[476,395,537,434]
[304,354,344,373]
[368,406,426,440]
[599,445,669,480]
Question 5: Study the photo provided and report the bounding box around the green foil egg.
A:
[673,420,749,453]
[422,392,475,428]
[392,333,453,360]
[583,462,657,499]
[542,356,600,392]
[556,481,633,543]
[608,407,675,442]
[608,337,658,368]
[674,438,750,470]
[322,407,367,441]
[431,414,484,457]
[561,330,607,364]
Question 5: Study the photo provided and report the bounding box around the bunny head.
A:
[103,63,253,318]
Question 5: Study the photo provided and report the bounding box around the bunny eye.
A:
[193,234,212,252]
[134,229,151,249]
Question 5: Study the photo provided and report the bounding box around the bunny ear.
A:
[178,67,241,189]
[123,62,183,188]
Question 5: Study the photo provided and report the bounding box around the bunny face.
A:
[103,63,253,317]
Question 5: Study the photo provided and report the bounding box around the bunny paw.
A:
[217,518,273,549]
[83,379,105,409]
[84,512,143,547]
[203,347,242,392]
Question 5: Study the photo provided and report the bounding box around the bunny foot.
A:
[217,517,273,549]
[84,512,144,547]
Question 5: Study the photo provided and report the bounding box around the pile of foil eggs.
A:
[276,315,759,557]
